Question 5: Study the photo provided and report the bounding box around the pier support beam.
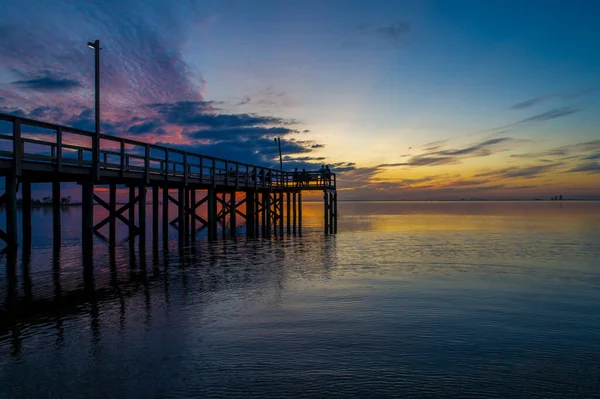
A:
[329,192,335,234]
[184,188,190,241]
[298,191,302,236]
[178,187,185,245]
[52,181,61,247]
[230,191,237,238]
[139,184,147,248]
[279,192,284,238]
[152,186,159,246]
[22,181,32,251]
[190,189,196,241]
[265,193,271,238]
[246,191,255,238]
[3,177,18,251]
[109,184,116,244]
[324,191,329,234]
[292,192,297,235]
[162,186,169,245]
[82,181,94,247]
[128,186,136,238]
[286,192,291,235]
[333,191,338,233]
[208,187,217,240]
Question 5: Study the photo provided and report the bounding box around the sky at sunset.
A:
[1,0,599,200]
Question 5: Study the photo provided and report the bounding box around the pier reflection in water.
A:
[1,201,600,398]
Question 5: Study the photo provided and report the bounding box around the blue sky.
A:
[1,0,599,199]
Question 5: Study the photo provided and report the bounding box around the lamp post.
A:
[274,137,283,171]
[87,40,100,180]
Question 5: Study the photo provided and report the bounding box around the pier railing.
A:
[0,112,336,190]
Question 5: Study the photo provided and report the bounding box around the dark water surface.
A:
[1,201,600,398]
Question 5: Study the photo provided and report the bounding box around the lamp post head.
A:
[87,40,100,49]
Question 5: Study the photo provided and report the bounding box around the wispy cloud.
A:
[474,163,563,179]
[509,87,597,110]
[378,137,517,168]
[515,107,579,124]
[568,162,600,173]
[11,75,81,92]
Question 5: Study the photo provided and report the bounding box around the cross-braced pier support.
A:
[1,181,330,259]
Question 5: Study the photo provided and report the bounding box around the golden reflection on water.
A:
[312,201,600,233]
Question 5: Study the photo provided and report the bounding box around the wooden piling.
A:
[265,193,271,238]
[261,193,266,238]
[184,188,190,240]
[128,186,136,237]
[22,181,32,250]
[152,186,159,245]
[292,192,297,235]
[246,191,255,238]
[190,189,196,240]
[298,191,302,236]
[230,191,237,237]
[329,192,335,234]
[221,192,227,239]
[139,184,147,248]
[81,181,94,247]
[52,181,61,247]
[333,191,338,233]
[109,183,117,243]
[254,192,260,238]
[286,192,291,235]
[5,177,18,251]
[324,191,329,234]
[208,187,217,240]
[178,187,185,242]
[279,192,284,238]
[162,186,169,244]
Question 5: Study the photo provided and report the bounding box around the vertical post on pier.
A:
[298,191,302,236]
[286,192,291,235]
[333,191,338,234]
[152,186,159,246]
[178,187,185,244]
[230,191,237,238]
[128,186,136,238]
[279,192,284,238]
[184,188,190,241]
[190,189,196,241]
[81,181,94,248]
[329,192,335,234]
[324,191,329,234]
[261,193,266,238]
[22,181,32,251]
[109,183,116,244]
[139,184,147,248]
[292,192,297,235]
[208,187,217,240]
[255,192,260,238]
[52,181,61,247]
[265,193,271,238]
[221,192,227,239]
[246,191,255,238]
[162,186,169,245]
[5,177,18,256]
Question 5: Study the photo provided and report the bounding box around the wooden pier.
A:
[0,112,338,255]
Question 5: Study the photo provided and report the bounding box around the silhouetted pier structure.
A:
[0,112,338,255]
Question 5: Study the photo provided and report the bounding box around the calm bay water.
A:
[1,201,600,398]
